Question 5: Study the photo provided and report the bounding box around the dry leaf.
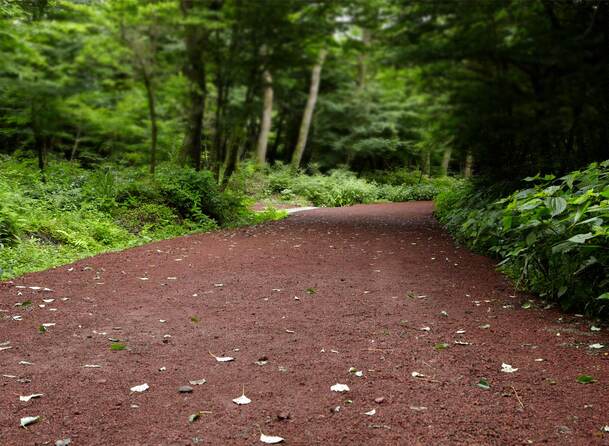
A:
[20,416,40,428]
[260,433,284,444]
[330,383,350,392]
[19,394,43,402]
[130,383,149,393]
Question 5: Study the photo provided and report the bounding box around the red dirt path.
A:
[1,202,609,445]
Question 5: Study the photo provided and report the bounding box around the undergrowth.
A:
[228,163,460,207]
[435,161,609,316]
[0,158,284,279]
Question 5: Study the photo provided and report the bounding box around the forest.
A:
[1,0,608,313]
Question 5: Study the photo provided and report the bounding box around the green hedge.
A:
[435,161,609,315]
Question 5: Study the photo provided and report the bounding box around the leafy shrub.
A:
[435,161,609,315]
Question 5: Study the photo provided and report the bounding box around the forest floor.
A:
[1,202,609,445]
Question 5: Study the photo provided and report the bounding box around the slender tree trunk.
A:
[464,151,474,177]
[357,29,371,92]
[179,0,208,171]
[142,72,158,175]
[422,148,431,176]
[255,69,273,166]
[70,127,81,161]
[268,113,284,164]
[440,146,452,176]
[291,49,327,169]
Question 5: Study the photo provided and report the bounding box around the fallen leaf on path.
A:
[411,371,425,378]
[477,379,490,390]
[209,351,234,362]
[19,361,33,365]
[591,326,601,332]
[454,340,470,345]
[260,433,284,444]
[420,326,430,332]
[456,329,466,334]
[479,324,491,329]
[330,383,350,392]
[364,409,376,416]
[501,363,518,373]
[189,410,212,423]
[409,406,427,411]
[130,383,149,393]
[19,394,43,402]
[20,416,40,428]
[434,343,449,351]
[440,311,448,317]
[589,343,604,349]
[0,346,12,351]
[285,329,295,334]
[576,375,596,384]
[189,379,206,385]
[83,364,101,368]
[232,387,252,405]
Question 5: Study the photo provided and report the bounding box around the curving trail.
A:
[1,202,608,445]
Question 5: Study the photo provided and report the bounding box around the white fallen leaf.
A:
[167,277,177,280]
[602,425,609,433]
[501,363,518,373]
[440,311,448,317]
[159,320,167,323]
[589,343,605,349]
[209,352,234,362]
[19,361,33,365]
[454,340,470,345]
[364,409,376,416]
[534,358,544,362]
[285,329,295,334]
[138,277,149,281]
[294,296,300,301]
[0,346,12,351]
[82,364,101,368]
[3,374,17,378]
[355,370,363,377]
[159,366,166,371]
[420,326,430,331]
[41,323,55,328]
[455,329,466,334]
[260,433,284,444]
[20,416,40,427]
[591,326,601,332]
[214,283,224,287]
[189,379,207,385]
[411,371,425,378]
[330,383,350,392]
[19,393,43,402]
[12,316,22,321]
[42,299,54,303]
[479,324,491,329]
[232,391,251,405]
[130,383,149,393]
[409,405,428,411]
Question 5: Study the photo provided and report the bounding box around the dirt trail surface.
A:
[2,202,609,445]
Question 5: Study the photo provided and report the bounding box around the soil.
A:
[1,201,609,445]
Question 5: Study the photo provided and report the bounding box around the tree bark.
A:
[255,69,273,166]
[291,49,327,169]
[142,71,158,175]
[464,151,474,178]
[440,146,452,176]
[70,127,81,162]
[179,0,210,171]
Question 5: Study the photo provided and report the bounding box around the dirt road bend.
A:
[1,202,608,445]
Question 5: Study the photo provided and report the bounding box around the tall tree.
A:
[291,48,326,169]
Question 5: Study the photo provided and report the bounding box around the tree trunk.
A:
[422,148,431,176]
[142,72,158,175]
[291,49,327,169]
[70,127,81,161]
[179,0,208,171]
[464,151,474,178]
[440,146,452,176]
[255,69,273,166]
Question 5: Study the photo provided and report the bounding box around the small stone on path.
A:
[178,386,193,393]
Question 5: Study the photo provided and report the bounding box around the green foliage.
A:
[230,162,459,208]
[436,161,609,316]
[0,157,279,280]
